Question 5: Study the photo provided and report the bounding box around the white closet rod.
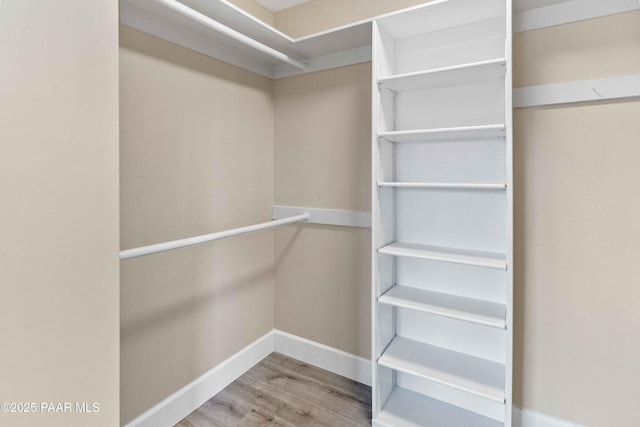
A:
[154,0,306,70]
[120,213,310,260]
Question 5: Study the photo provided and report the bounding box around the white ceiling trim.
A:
[254,0,310,12]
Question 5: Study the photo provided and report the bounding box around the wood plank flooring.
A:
[175,352,372,427]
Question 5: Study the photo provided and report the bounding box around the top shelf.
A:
[120,0,372,78]
[376,0,506,40]
[379,58,506,92]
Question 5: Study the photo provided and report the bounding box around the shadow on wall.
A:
[273,224,303,268]
[120,246,275,343]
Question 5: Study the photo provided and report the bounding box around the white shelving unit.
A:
[371,0,513,425]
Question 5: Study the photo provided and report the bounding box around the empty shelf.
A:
[379,58,506,92]
[379,285,506,329]
[377,182,505,190]
[378,337,505,402]
[379,242,507,270]
[374,387,503,427]
[378,124,505,143]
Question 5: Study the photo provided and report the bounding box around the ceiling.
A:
[254,0,311,12]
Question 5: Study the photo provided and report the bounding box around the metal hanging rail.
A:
[120,213,310,260]
[154,0,307,70]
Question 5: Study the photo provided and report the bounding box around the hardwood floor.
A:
[175,352,372,427]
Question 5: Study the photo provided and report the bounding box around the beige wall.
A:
[514,11,640,87]
[512,11,640,426]
[0,1,119,426]
[275,225,371,357]
[514,100,640,427]
[274,0,430,38]
[273,63,371,212]
[273,63,372,359]
[119,27,275,423]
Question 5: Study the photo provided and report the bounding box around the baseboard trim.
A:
[123,330,274,427]
[514,406,586,427]
[273,329,372,386]
[124,330,582,427]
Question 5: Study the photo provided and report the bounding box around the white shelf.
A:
[120,0,373,78]
[378,125,506,143]
[375,387,503,427]
[379,285,506,329]
[377,182,506,190]
[378,337,506,403]
[379,58,506,92]
[379,242,507,270]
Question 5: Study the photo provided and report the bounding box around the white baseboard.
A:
[273,329,372,386]
[125,329,582,427]
[514,407,587,427]
[123,331,274,427]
